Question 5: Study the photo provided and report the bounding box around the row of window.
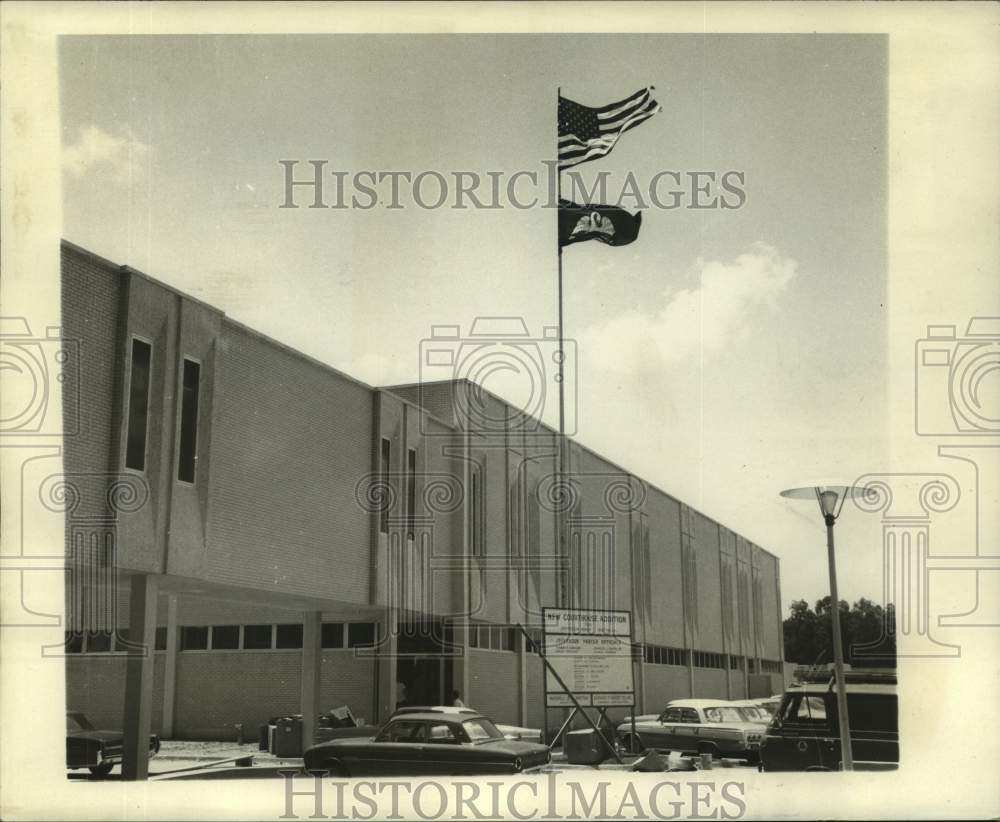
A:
[467,623,516,652]
[125,338,201,483]
[641,644,782,673]
[644,644,689,667]
[64,622,377,654]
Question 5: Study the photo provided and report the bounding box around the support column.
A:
[518,631,528,725]
[301,612,322,754]
[449,621,470,713]
[122,573,158,781]
[161,595,179,739]
[376,609,399,722]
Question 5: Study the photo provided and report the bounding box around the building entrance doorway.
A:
[395,620,456,708]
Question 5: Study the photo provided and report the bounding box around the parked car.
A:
[759,675,898,771]
[751,696,782,717]
[392,706,543,743]
[66,711,160,777]
[303,710,551,777]
[728,699,772,725]
[616,699,764,762]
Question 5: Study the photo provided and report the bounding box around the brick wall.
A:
[467,649,519,726]
[66,655,166,733]
[693,511,724,653]
[642,664,691,711]
[644,491,685,647]
[172,650,376,739]
[692,667,728,699]
[205,320,374,602]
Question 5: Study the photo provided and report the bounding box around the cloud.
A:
[578,242,798,373]
[62,125,149,182]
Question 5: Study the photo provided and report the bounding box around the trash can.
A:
[564,728,607,766]
[274,716,303,758]
[258,723,270,751]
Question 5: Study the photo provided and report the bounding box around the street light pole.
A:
[780,482,864,773]
[824,513,854,772]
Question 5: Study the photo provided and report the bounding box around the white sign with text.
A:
[542,607,635,708]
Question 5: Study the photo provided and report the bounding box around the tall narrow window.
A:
[177,358,201,483]
[380,438,391,534]
[406,448,416,539]
[470,467,482,556]
[125,339,152,471]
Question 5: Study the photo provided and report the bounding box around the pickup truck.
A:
[616,699,764,762]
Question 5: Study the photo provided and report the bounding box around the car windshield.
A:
[462,718,503,742]
[702,706,746,723]
[375,719,427,743]
[66,712,93,732]
[737,707,765,721]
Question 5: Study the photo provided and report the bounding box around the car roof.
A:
[387,711,485,722]
[789,683,897,696]
[665,699,739,709]
[395,705,477,715]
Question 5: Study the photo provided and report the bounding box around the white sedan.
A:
[616,699,764,761]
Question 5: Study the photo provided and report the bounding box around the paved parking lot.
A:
[68,740,759,781]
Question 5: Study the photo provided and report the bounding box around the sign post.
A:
[532,607,636,762]
[516,623,623,763]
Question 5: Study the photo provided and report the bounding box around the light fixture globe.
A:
[780,483,866,523]
[818,490,840,518]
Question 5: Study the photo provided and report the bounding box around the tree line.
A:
[783,597,896,667]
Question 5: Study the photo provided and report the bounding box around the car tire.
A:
[89,762,114,778]
[696,742,718,757]
[621,734,643,754]
[323,759,350,778]
[512,758,523,773]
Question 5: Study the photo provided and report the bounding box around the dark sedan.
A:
[66,711,160,777]
[303,711,550,777]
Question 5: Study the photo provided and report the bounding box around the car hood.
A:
[310,737,548,756]
[496,724,542,739]
[317,736,377,747]
[475,738,550,756]
[67,731,123,745]
[631,719,763,733]
[619,715,659,726]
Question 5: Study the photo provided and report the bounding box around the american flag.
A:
[558,87,660,169]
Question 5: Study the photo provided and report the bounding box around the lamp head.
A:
[819,490,840,518]
[780,483,864,525]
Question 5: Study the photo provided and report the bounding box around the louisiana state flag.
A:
[558,199,642,248]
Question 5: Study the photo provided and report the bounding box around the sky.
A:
[59,33,889,612]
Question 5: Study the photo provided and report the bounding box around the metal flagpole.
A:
[556,86,567,610]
